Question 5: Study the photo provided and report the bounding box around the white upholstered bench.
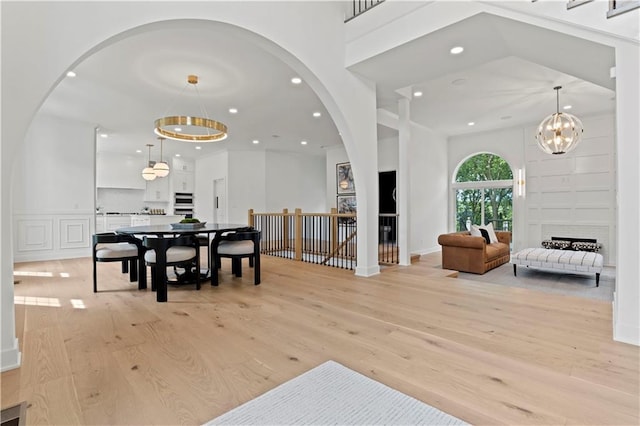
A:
[511,248,604,287]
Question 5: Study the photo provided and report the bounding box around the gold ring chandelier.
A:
[154,75,228,142]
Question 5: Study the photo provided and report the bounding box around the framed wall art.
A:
[336,162,355,194]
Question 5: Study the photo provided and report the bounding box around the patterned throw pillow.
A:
[542,239,572,250]
[571,241,601,252]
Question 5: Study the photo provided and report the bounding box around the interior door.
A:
[213,178,226,223]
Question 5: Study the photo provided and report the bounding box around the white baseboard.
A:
[355,264,380,277]
[614,320,640,346]
[1,338,21,372]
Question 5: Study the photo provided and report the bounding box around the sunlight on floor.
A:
[14,296,87,309]
[14,271,70,278]
[70,299,86,309]
[14,296,61,307]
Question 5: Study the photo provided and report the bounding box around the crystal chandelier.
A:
[536,86,583,155]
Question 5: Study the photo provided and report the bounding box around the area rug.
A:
[205,360,467,425]
[457,262,615,301]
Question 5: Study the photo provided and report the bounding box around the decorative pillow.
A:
[484,222,499,244]
[542,239,572,250]
[571,241,601,252]
[471,223,498,244]
[479,228,491,244]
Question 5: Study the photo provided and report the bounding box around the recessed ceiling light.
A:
[229,108,238,114]
[174,127,182,132]
[450,46,464,55]
[66,70,76,78]
[563,105,572,110]
[136,149,142,153]
[313,112,321,118]
[291,77,302,85]
[467,122,475,126]
[300,140,308,145]
[413,91,423,97]
[175,154,181,157]
[99,133,108,138]
[252,140,260,144]
[195,146,202,150]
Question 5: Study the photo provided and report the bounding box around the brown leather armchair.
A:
[437,231,511,274]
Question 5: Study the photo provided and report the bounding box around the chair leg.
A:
[138,256,147,290]
[254,253,261,286]
[93,259,98,293]
[195,256,201,291]
[156,264,167,303]
[232,258,242,277]
[150,267,157,292]
[121,260,128,274]
[129,259,138,282]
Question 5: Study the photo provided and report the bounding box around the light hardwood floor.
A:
[2,253,638,425]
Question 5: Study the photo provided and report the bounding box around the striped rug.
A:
[205,360,468,425]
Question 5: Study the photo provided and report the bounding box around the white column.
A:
[397,97,411,265]
[613,42,640,346]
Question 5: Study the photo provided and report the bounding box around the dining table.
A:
[116,222,249,300]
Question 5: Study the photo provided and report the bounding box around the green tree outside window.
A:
[455,154,513,232]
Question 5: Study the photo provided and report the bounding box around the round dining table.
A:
[116,223,250,301]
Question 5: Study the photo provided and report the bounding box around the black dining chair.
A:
[143,235,200,302]
[92,232,146,292]
[210,228,261,286]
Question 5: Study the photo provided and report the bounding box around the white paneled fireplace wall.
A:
[449,113,616,265]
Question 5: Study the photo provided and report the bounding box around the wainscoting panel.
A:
[16,219,53,252]
[59,218,91,249]
[14,213,94,262]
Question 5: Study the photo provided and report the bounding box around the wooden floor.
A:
[2,253,638,425]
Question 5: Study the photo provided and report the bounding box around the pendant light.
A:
[153,136,170,177]
[535,86,584,155]
[154,74,228,142]
[142,144,156,181]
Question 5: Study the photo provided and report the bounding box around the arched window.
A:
[453,153,513,232]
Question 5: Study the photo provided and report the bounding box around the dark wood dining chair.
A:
[210,228,261,286]
[92,232,146,292]
[143,235,200,302]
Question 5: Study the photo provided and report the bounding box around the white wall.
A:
[448,113,616,264]
[265,151,326,213]
[409,124,448,255]
[12,114,96,263]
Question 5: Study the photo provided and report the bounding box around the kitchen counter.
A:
[96,214,185,232]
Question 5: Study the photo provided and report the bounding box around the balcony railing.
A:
[345,0,385,22]
[248,208,401,269]
[249,208,357,270]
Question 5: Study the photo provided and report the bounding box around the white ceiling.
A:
[39,8,622,161]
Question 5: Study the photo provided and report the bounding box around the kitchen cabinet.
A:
[172,170,195,193]
[144,175,170,201]
[105,216,130,232]
[130,215,151,226]
[171,158,195,193]
[172,158,194,172]
[96,152,146,189]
